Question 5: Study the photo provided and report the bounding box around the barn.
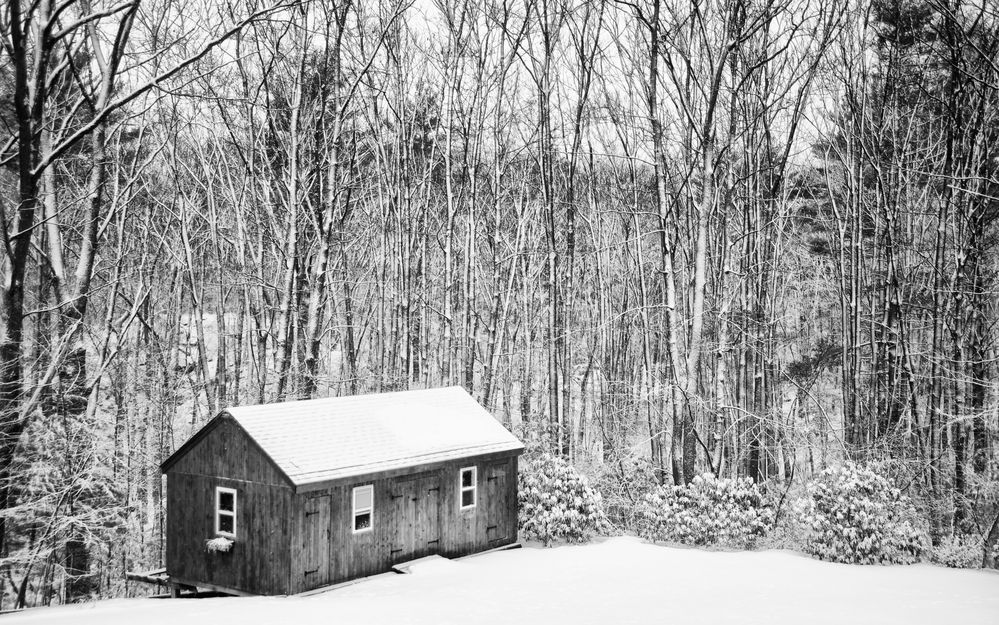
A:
[159,386,524,596]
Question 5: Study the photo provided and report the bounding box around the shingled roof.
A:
[162,386,523,487]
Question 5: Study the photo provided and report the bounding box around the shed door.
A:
[302,494,331,590]
[485,462,509,545]
[389,474,440,564]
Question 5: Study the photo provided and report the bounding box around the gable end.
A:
[161,412,295,488]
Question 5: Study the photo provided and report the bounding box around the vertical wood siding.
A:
[165,419,292,595]
[289,453,519,592]
[165,473,292,594]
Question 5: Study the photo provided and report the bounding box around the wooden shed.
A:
[160,386,524,596]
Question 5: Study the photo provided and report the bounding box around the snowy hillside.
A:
[8,538,999,625]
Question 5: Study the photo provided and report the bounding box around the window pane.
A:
[354,486,372,510]
[219,491,234,512]
[462,489,475,507]
[218,514,234,534]
[461,469,474,488]
[354,512,371,531]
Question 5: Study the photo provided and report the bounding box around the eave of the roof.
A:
[295,445,524,493]
[292,440,525,484]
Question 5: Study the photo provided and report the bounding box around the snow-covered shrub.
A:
[518,454,609,546]
[205,536,234,553]
[795,464,925,565]
[929,535,983,569]
[639,473,774,548]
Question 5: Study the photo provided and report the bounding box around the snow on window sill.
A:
[206,536,235,553]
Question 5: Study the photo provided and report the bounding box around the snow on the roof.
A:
[226,386,523,486]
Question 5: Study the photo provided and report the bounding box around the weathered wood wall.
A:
[289,453,519,593]
[165,417,293,595]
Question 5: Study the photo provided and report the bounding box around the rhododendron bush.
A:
[795,464,925,565]
[518,454,609,545]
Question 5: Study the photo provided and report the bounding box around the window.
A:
[215,487,237,537]
[352,485,373,533]
[459,467,477,509]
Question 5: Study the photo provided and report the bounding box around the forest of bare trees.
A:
[1,0,996,608]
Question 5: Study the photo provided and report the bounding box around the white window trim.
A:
[459,466,477,510]
[215,486,237,537]
[352,485,374,534]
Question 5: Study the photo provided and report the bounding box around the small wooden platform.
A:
[126,567,169,586]
[126,568,201,597]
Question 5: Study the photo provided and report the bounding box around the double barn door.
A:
[389,473,441,564]
[298,472,446,591]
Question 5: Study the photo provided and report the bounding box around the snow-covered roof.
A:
[165,386,523,488]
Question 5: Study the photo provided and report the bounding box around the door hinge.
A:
[304,569,318,575]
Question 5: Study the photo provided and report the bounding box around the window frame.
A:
[459,466,477,510]
[215,486,237,537]
[352,484,374,534]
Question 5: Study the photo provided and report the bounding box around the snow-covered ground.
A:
[9,537,999,624]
